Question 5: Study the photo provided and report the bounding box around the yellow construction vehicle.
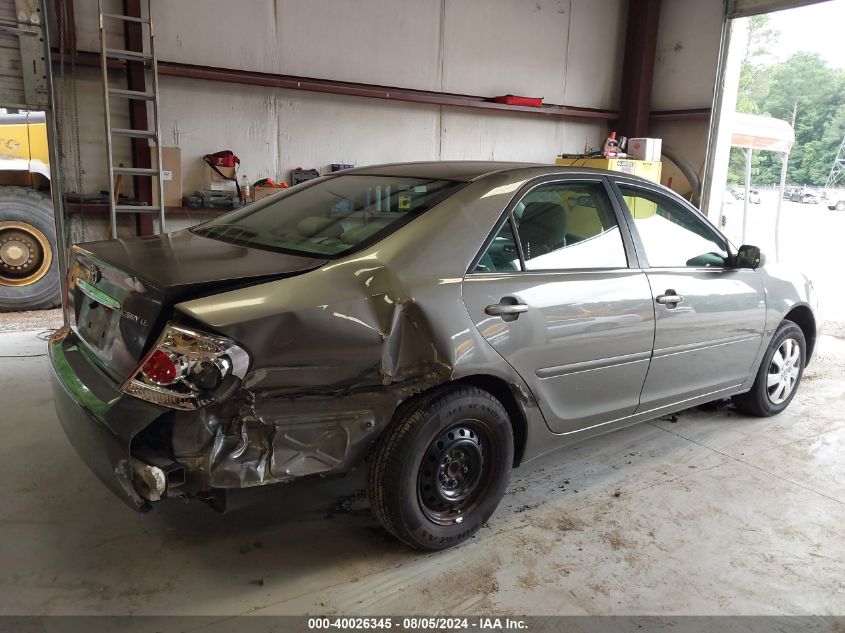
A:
[0,110,59,311]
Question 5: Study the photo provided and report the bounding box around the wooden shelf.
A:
[64,202,231,217]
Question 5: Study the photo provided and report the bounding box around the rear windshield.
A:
[192,174,465,258]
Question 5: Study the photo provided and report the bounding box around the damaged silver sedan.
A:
[50,162,818,550]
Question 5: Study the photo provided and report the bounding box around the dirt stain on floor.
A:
[419,554,501,609]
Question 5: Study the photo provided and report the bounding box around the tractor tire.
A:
[0,187,62,311]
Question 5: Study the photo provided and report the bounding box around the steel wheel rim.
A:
[767,337,801,405]
[417,420,493,526]
[0,220,53,287]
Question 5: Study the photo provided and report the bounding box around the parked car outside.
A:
[789,187,821,204]
[730,187,761,204]
[783,185,801,199]
[50,162,818,550]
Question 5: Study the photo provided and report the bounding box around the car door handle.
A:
[656,291,684,305]
[485,302,529,317]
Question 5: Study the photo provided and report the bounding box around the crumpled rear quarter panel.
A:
[174,173,549,489]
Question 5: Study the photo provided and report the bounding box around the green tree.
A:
[731,44,845,187]
[736,14,778,115]
[764,53,845,185]
[729,16,777,186]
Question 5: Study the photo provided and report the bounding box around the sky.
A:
[765,0,845,68]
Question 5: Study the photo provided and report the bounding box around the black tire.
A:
[732,320,805,417]
[368,385,514,551]
[0,187,61,311]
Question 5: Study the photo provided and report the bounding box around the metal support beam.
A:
[617,0,662,139]
[54,49,712,125]
[122,0,153,236]
[14,0,49,107]
[38,0,70,323]
[742,147,752,244]
[51,50,617,121]
[775,151,789,262]
[54,0,76,54]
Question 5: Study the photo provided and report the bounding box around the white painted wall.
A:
[54,0,725,237]
[57,0,627,203]
[649,0,724,200]
[651,0,723,111]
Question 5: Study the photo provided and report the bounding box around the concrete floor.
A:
[1,329,844,617]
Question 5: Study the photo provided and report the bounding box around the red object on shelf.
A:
[204,150,240,168]
[493,95,543,107]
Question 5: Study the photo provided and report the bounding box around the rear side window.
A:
[513,181,628,270]
[193,175,465,258]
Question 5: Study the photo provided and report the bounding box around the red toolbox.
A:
[492,95,543,107]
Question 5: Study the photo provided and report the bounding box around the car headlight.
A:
[121,323,250,410]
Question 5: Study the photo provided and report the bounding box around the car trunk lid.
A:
[67,230,327,382]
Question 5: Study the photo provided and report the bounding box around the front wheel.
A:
[732,320,805,417]
[368,385,514,550]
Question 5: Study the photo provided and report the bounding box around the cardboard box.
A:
[151,147,182,208]
[628,137,662,161]
[205,163,236,186]
[253,185,285,202]
[209,179,237,193]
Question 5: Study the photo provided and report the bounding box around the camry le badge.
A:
[120,310,150,327]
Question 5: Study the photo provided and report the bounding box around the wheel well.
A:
[457,374,528,467]
[785,305,816,363]
[387,375,530,467]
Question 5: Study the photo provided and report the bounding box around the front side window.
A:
[511,181,628,271]
[618,185,729,268]
[193,175,465,258]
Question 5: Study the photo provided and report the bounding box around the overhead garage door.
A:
[0,0,48,109]
[727,0,831,18]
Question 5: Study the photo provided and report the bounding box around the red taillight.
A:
[141,350,178,385]
[122,323,250,410]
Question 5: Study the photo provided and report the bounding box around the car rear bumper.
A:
[49,326,167,511]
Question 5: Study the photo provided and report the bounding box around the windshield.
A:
[192,174,466,258]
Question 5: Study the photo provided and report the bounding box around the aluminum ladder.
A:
[98,0,165,239]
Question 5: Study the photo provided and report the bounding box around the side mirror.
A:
[735,244,765,269]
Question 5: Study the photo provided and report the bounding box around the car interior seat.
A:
[518,201,567,259]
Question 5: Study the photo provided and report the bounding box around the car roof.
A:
[337,160,665,183]
[336,161,675,196]
[342,161,545,181]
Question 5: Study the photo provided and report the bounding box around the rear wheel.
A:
[368,385,514,550]
[836,201,845,211]
[732,320,805,417]
[0,187,61,311]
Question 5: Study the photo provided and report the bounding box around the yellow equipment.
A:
[554,156,662,184]
[0,110,59,311]
[555,156,662,218]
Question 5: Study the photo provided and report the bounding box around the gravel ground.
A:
[822,319,845,340]
[0,308,64,334]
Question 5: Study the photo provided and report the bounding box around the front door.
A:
[462,177,655,435]
[613,182,767,411]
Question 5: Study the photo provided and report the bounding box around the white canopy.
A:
[731,112,795,154]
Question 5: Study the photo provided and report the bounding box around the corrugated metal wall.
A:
[0,0,27,107]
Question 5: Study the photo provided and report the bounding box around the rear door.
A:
[461,176,655,435]
[611,180,767,410]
